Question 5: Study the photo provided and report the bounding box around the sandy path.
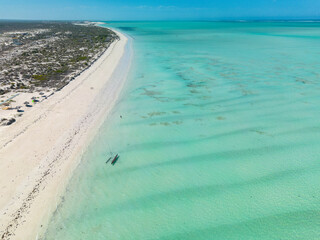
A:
[0,30,131,240]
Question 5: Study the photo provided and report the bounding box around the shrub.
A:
[32,74,47,81]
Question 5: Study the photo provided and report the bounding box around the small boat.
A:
[111,154,119,165]
[105,157,112,164]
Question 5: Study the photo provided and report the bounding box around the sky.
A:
[0,0,320,21]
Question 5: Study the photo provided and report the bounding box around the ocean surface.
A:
[44,22,320,239]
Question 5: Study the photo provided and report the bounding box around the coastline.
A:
[0,29,132,240]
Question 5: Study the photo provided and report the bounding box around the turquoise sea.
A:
[44,22,320,239]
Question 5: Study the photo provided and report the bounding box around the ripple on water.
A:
[45,22,320,240]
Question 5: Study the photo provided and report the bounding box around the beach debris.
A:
[31,97,39,104]
[0,118,16,126]
[16,106,23,111]
[0,94,19,106]
[7,118,16,125]
[1,102,10,107]
[0,118,6,125]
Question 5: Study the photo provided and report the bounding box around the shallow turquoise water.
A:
[44,22,320,239]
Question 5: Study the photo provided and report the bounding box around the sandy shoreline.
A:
[0,29,131,240]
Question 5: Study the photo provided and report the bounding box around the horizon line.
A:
[1,18,320,22]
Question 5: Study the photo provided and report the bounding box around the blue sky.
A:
[0,0,320,20]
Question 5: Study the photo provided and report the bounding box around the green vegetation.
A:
[71,56,89,62]
[32,75,48,81]
[0,21,118,93]
[54,66,69,74]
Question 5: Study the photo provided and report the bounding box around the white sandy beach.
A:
[0,29,131,240]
